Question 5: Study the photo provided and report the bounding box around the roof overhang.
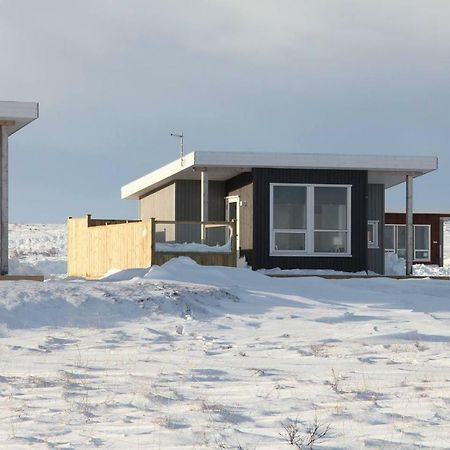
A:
[121,151,438,200]
[386,209,450,215]
[0,101,39,136]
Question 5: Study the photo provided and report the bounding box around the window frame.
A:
[414,224,431,262]
[384,224,396,253]
[270,183,352,257]
[367,220,379,249]
[384,224,431,262]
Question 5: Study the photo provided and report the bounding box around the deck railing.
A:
[151,219,237,268]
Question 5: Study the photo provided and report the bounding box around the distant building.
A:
[0,101,39,274]
[385,211,450,267]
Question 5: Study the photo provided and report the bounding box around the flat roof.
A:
[122,151,438,200]
[0,101,39,136]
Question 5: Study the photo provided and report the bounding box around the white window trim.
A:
[270,183,352,257]
[385,224,431,262]
[368,220,379,249]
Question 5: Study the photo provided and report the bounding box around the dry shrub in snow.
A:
[280,416,330,449]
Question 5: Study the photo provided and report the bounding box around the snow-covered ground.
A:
[1,225,450,448]
[9,224,66,278]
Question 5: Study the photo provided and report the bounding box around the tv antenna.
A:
[170,131,184,165]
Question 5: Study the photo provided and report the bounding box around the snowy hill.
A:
[1,226,450,448]
[9,224,66,277]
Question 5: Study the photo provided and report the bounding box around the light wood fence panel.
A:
[68,215,152,278]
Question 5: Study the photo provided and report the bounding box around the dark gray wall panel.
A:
[175,180,226,244]
[175,180,226,221]
[226,172,254,264]
[367,184,385,274]
[252,168,368,271]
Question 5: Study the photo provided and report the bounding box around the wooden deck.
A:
[0,275,44,282]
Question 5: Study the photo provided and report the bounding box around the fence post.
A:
[150,218,156,266]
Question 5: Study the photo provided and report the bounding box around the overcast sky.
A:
[1,0,449,222]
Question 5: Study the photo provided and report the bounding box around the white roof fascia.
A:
[0,101,39,136]
[121,152,196,200]
[122,151,438,200]
[192,151,438,173]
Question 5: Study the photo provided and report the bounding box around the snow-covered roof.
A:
[0,101,39,136]
[122,151,438,200]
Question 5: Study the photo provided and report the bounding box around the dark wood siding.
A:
[367,184,385,274]
[252,168,368,271]
[385,212,450,266]
[175,180,226,221]
[175,180,226,244]
[226,173,254,265]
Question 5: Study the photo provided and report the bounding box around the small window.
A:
[414,225,431,262]
[397,225,406,258]
[368,220,379,248]
[385,224,395,252]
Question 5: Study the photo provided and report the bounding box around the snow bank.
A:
[385,252,450,277]
[145,256,268,289]
[261,267,373,276]
[155,241,231,253]
[385,252,406,275]
[414,264,450,277]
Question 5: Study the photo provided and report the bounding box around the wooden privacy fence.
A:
[67,215,237,279]
[68,215,152,278]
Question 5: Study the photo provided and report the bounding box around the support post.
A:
[200,169,209,243]
[0,126,8,275]
[150,217,156,266]
[406,174,414,276]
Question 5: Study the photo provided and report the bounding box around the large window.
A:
[270,183,351,256]
[385,224,431,262]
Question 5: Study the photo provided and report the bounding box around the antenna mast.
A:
[170,132,184,165]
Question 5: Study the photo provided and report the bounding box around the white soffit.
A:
[121,151,438,200]
[0,101,39,136]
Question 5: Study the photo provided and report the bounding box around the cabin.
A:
[68,151,438,278]
[385,211,450,267]
[122,151,439,273]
